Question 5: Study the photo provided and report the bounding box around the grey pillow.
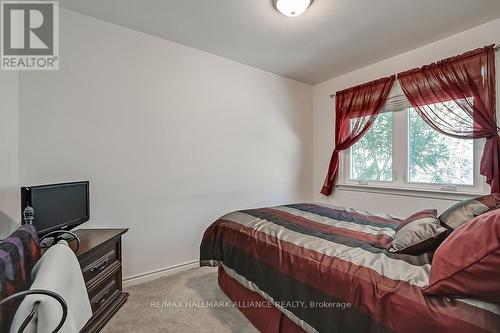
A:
[389,209,447,255]
[439,194,500,230]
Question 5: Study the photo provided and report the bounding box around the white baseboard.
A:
[123,260,199,288]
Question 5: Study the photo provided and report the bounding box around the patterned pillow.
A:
[424,209,500,301]
[439,194,500,230]
[0,225,41,332]
[389,209,447,255]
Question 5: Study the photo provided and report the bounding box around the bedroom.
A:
[1,0,500,332]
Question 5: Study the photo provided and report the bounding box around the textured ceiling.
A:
[59,0,500,84]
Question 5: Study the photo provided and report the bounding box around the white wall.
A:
[313,18,500,217]
[0,71,20,238]
[17,9,313,278]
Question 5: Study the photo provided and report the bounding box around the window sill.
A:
[336,183,486,201]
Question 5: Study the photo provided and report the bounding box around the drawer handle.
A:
[93,291,109,306]
[90,258,110,273]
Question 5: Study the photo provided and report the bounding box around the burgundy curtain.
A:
[321,76,396,196]
[398,45,499,193]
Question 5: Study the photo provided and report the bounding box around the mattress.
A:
[200,203,500,333]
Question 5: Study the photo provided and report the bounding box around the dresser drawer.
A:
[74,229,128,333]
[89,271,121,314]
[81,243,119,283]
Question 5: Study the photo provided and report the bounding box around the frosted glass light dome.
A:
[275,0,312,17]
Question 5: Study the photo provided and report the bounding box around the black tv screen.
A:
[21,181,90,235]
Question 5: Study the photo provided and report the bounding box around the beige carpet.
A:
[102,267,258,333]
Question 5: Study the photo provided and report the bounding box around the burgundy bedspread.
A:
[200,203,500,333]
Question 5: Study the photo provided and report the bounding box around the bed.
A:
[200,203,500,333]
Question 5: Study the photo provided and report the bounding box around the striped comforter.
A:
[200,203,500,333]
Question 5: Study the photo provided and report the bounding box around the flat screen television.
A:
[21,181,90,236]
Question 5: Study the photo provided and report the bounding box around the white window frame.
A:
[340,108,487,196]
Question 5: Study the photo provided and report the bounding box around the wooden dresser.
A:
[68,229,129,333]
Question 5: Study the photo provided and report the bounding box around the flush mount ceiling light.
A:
[274,0,313,17]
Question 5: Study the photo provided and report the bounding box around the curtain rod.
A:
[329,44,500,98]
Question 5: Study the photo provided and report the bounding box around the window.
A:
[350,113,393,182]
[345,104,483,193]
[407,109,474,186]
